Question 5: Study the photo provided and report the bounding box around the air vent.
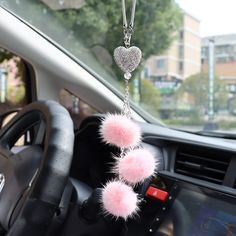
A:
[175,145,231,184]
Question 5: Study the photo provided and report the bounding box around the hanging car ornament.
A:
[100,0,156,220]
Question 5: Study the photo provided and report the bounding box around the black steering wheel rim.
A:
[0,100,74,236]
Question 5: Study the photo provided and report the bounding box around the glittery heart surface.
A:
[114,46,142,73]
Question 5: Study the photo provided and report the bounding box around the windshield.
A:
[1,0,236,134]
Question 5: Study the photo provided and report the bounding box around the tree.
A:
[0,49,13,63]
[139,79,161,117]
[2,0,181,117]
[228,97,236,115]
[176,73,228,119]
[59,0,182,78]
[5,0,182,79]
[73,0,182,57]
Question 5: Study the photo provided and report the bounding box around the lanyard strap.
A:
[121,0,137,48]
[122,0,137,28]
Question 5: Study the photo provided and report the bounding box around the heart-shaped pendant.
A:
[114,46,142,73]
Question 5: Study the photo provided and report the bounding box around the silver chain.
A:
[121,0,137,48]
[122,0,137,28]
[120,0,137,157]
[120,79,132,156]
[122,79,131,119]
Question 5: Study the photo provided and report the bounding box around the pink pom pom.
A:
[102,180,138,219]
[117,148,156,185]
[100,114,141,148]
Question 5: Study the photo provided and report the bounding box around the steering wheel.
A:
[0,101,74,236]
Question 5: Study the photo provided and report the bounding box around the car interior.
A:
[1,2,236,236]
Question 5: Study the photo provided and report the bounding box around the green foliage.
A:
[7,85,25,104]
[5,0,181,79]
[139,79,161,117]
[67,0,182,78]
[3,0,181,116]
[0,50,26,105]
[0,48,13,63]
[176,73,228,118]
[73,0,182,57]
[228,97,236,115]
[218,120,236,130]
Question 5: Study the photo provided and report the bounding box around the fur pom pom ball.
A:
[100,114,141,148]
[117,148,156,185]
[102,180,138,219]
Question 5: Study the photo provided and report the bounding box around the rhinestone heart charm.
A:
[114,46,142,73]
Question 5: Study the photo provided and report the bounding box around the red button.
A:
[146,186,169,202]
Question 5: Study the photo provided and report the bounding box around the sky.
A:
[175,0,236,37]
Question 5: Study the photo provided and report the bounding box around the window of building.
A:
[144,67,149,78]
[179,61,184,73]
[227,84,236,93]
[179,30,184,41]
[0,47,34,146]
[215,46,221,55]
[216,45,228,55]
[201,47,208,59]
[179,45,184,58]
[59,89,98,129]
[216,57,227,63]
[156,59,166,69]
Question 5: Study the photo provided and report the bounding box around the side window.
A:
[0,47,33,146]
[0,47,29,113]
[59,89,98,129]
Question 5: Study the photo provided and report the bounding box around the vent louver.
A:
[175,146,230,184]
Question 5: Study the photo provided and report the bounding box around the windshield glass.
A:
[1,0,236,133]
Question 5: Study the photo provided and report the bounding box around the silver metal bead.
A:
[124,72,132,80]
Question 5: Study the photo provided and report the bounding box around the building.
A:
[144,11,201,95]
[202,34,236,94]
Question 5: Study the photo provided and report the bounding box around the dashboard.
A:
[66,115,236,236]
[156,179,236,236]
